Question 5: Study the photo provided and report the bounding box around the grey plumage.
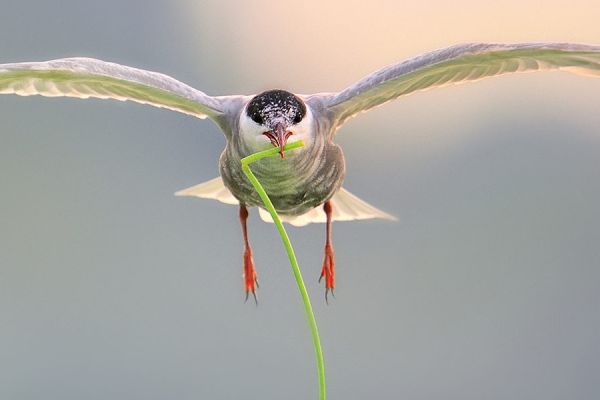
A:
[220,91,344,216]
[325,42,600,125]
[220,134,344,216]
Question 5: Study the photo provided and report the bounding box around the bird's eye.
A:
[250,113,263,125]
[293,114,302,124]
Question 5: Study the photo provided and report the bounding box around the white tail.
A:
[175,177,396,226]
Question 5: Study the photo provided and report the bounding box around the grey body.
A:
[218,95,344,216]
[1,42,600,221]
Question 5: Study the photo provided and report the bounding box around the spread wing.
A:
[322,43,600,126]
[0,57,229,119]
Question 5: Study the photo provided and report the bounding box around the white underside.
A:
[175,177,396,227]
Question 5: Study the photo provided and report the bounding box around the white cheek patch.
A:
[287,135,303,144]
[239,112,268,151]
[238,103,315,151]
[253,134,276,150]
[288,107,314,145]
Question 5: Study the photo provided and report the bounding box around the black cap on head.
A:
[246,90,306,127]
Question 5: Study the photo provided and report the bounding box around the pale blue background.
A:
[1,1,599,399]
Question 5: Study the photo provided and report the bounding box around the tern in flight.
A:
[1,42,599,301]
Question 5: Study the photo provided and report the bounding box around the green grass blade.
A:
[241,141,326,400]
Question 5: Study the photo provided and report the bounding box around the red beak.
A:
[264,122,292,158]
[273,122,287,158]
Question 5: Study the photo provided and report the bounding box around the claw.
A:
[245,288,258,305]
[325,287,336,304]
[325,288,336,304]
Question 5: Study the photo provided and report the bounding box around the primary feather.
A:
[0,57,224,119]
[325,43,600,126]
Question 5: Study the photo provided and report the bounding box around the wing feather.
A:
[324,43,600,125]
[0,57,226,119]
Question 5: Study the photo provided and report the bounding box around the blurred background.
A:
[1,1,599,399]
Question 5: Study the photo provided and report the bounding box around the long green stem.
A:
[241,141,326,400]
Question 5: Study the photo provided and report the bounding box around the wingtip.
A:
[375,209,398,222]
[384,213,399,222]
[173,189,188,197]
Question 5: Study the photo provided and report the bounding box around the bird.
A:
[1,42,599,301]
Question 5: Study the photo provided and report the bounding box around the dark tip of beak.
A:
[274,123,288,159]
[263,123,294,159]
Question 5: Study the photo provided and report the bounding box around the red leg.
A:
[239,204,258,304]
[319,201,335,302]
